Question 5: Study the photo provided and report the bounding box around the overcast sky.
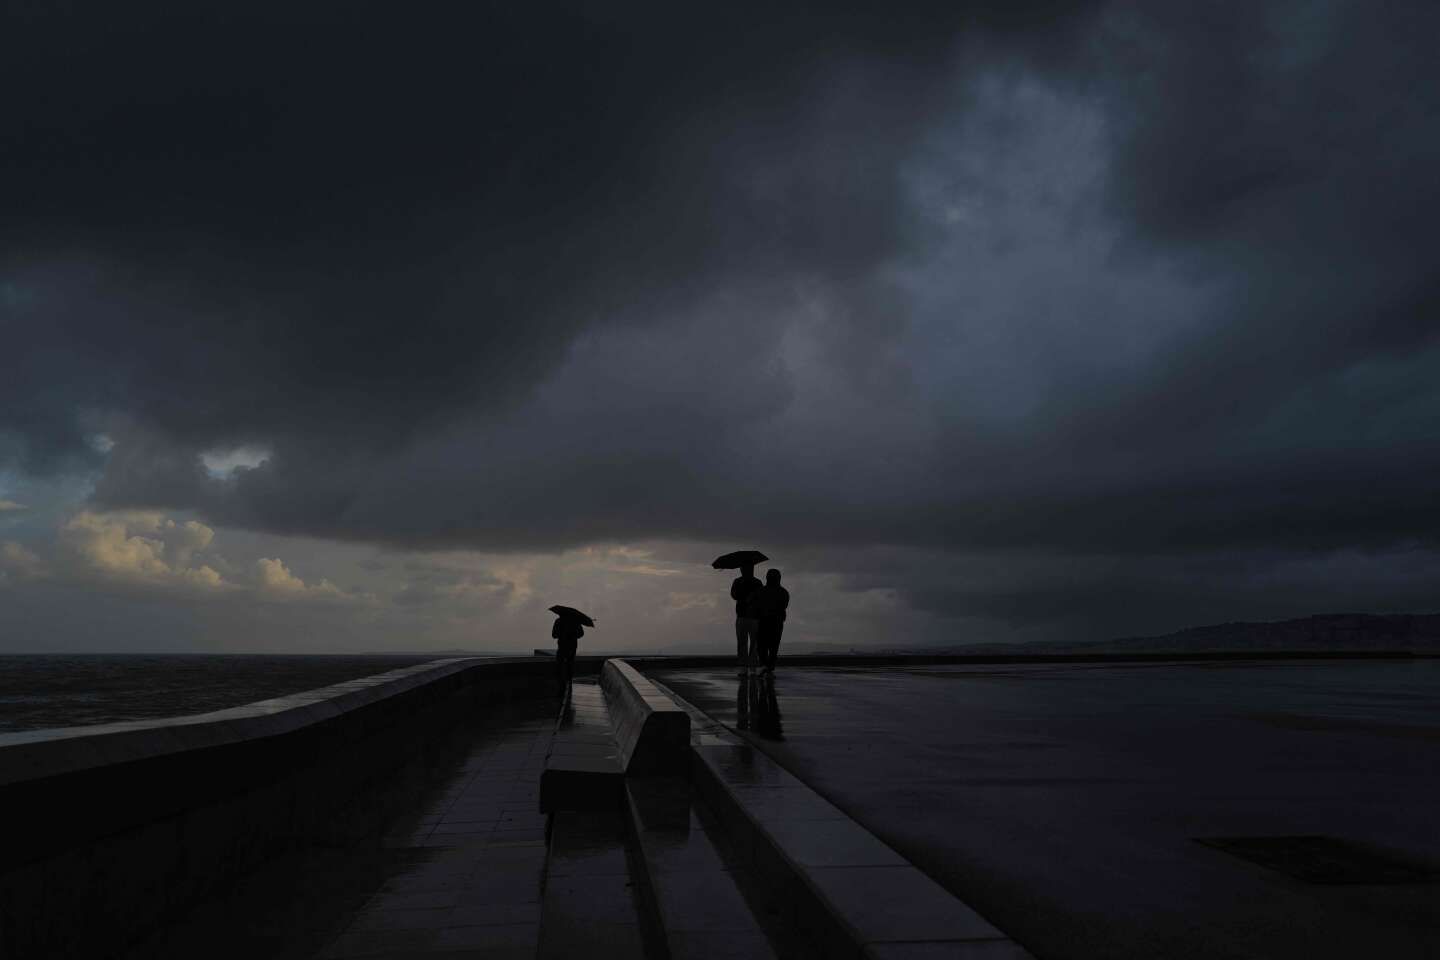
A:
[3,1,1439,653]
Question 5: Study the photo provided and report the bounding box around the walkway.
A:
[126,697,556,960]
[654,660,1440,960]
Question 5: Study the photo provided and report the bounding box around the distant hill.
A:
[957,613,1440,656]
[1102,613,1440,652]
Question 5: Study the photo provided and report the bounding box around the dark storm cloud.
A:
[890,545,1440,640]
[946,0,1440,559]
[3,1,1080,463]
[7,1,1440,636]
[4,0,1099,505]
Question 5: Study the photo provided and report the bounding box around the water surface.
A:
[0,654,437,733]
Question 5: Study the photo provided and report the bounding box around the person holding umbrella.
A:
[713,550,767,673]
[549,605,594,697]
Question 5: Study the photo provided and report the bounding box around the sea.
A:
[0,655,438,734]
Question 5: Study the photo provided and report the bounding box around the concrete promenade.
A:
[124,695,558,959]
[15,652,1435,958]
[116,659,1034,959]
[655,660,1440,960]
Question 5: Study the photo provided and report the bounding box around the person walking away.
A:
[731,563,763,673]
[552,615,584,696]
[753,568,789,675]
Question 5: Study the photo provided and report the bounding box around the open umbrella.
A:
[548,605,596,628]
[712,550,769,570]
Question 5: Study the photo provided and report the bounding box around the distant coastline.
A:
[658,612,1440,658]
[6,613,1437,734]
[933,612,1440,657]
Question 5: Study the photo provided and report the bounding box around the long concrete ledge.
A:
[0,658,484,788]
[0,656,555,959]
[601,658,690,775]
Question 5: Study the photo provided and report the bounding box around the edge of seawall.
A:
[0,655,560,959]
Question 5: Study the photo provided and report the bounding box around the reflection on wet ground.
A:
[734,672,784,741]
[654,660,1440,960]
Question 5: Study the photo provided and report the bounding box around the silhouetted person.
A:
[753,568,789,674]
[552,616,583,696]
[731,563,762,672]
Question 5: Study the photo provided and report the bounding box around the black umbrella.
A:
[548,605,596,627]
[712,550,769,570]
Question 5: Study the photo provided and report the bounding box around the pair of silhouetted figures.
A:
[731,565,789,675]
[547,564,791,697]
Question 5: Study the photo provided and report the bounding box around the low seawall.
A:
[0,656,559,959]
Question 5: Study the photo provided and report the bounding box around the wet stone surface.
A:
[537,809,650,959]
[124,696,556,960]
[655,661,1440,960]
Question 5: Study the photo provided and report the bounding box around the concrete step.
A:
[539,682,625,812]
[626,775,824,960]
[539,663,691,813]
[537,809,657,959]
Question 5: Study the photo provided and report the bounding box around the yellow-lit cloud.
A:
[0,541,46,582]
[255,557,350,601]
[62,511,226,589]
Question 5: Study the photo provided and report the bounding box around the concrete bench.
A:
[600,658,690,776]
[540,660,692,812]
[539,684,624,813]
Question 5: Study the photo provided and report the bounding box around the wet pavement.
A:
[126,696,556,960]
[653,660,1440,960]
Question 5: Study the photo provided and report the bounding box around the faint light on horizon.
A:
[201,445,272,478]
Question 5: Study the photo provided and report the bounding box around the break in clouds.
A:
[3,1,1440,650]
